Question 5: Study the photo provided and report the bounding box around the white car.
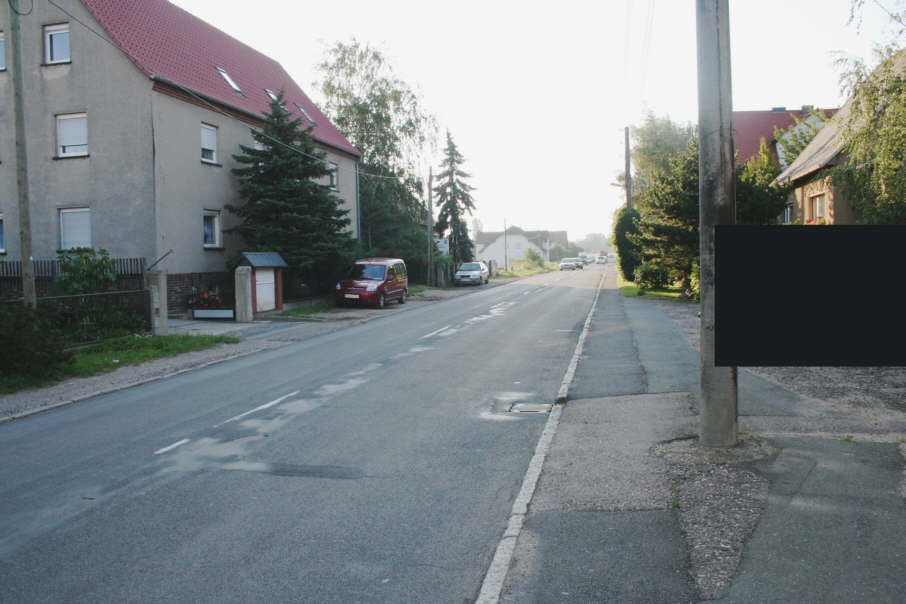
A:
[596,256,606,264]
[454,261,489,285]
[559,258,584,270]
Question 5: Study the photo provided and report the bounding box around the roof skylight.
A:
[265,88,278,101]
[216,67,242,93]
[294,102,315,125]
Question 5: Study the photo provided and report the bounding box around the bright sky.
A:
[172,0,897,241]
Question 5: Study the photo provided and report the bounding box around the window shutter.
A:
[201,126,216,151]
[58,115,87,154]
[61,209,91,249]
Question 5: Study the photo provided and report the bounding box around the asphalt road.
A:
[0,265,606,603]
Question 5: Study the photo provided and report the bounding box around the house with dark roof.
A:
[733,106,837,167]
[772,102,855,225]
[0,0,359,308]
[475,227,568,268]
[773,51,906,225]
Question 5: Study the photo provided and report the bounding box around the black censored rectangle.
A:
[715,225,906,366]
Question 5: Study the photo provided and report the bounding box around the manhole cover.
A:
[509,403,552,413]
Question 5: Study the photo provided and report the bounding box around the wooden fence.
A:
[0,257,146,297]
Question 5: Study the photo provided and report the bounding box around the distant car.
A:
[335,258,408,308]
[454,261,489,285]
[559,258,584,270]
[596,256,606,264]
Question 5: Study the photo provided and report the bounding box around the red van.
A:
[335,258,408,308]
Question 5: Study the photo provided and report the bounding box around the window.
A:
[203,210,221,247]
[810,194,826,222]
[782,204,793,224]
[201,124,217,163]
[0,32,6,71]
[216,67,242,93]
[60,208,91,250]
[328,162,339,190]
[293,102,315,125]
[44,23,70,64]
[264,88,278,101]
[56,113,87,157]
[0,214,5,252]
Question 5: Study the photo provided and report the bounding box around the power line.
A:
[44,0,409,184]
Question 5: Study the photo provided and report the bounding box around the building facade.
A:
[0,0,359,307]
[475,227,568,268]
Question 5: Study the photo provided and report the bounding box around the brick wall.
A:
[167,271,233,317]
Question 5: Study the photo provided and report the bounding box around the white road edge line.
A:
[476,269,606,604]
[557,269,606,403]
[420,325,452,339]
[215,390,300,427]
[154,438,190,455]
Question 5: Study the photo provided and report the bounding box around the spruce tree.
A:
[433,132,475,266]
[227,91,354,291]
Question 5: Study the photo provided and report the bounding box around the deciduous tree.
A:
[318,41,436,271]
[832,47,906,223]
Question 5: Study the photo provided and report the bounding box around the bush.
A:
[524,248,544,267]
[612,207,642,282]
[634,261,671,290]
[0,302,71,378]
[686,259,701,301]
[56,248,117,294]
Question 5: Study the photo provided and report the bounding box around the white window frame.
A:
[60,208,91,250]
[782,204,793,224]
[293,102,315,125]
[203,210,221,248]
[44,23,71,64]
[810,194,826,221]
[201,123,218,163]
[264,88,278,101]
[0,213,5,253]
[56,112,88,157]
[0,31,6,71]
[328,162,339,190]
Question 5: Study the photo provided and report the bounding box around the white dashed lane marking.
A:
[215,390,301,427]
[154,438,190,455]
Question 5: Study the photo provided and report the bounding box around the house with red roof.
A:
[0,0,360,309]
[733,106,837,167]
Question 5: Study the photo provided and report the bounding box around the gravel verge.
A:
[1,340,287,422]
[646,298,906,599]
[655,435,776,600]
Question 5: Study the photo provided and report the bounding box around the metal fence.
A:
[0,257,146,297]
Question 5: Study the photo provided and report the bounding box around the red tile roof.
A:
[733,107,837,165]
[80,0,359,157]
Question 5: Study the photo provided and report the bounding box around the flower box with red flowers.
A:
[187,290,234,319]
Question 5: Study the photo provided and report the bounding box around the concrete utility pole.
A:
[427,168,434,286]
[9,0,37,308]
[625,126,632,210]
[696,0,738,447]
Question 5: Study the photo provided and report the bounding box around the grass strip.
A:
[277,303,333,317]
[494,261,557,278]
[617,273,690,301]
[0,334,239,395]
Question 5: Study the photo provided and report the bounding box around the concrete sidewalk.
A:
[498,287,906,602]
